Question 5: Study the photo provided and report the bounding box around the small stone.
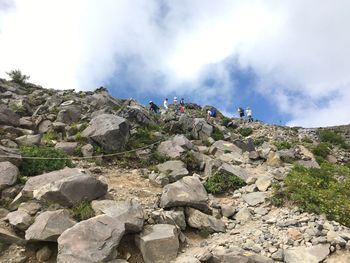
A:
[36,246,52,262]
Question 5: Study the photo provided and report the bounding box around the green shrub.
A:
[301,137,313,143]
[180,151,200,172]
[272,163,350,226]
[127,127,157,149]
[318,130,345,145]
[274,141,292,150]
[69,200,95,221]
[205,171,246,194]
[16,175,28,185]
[10,104,26,115]
[254,136,268,147]
[238,127,253,137]
[198,227,211,238]
[222,117,232,127]
[6,69,30,85]
[211,127,224,141]
[43,129,59,143]
[75,132,87,143]
[19,146,74,176]
[312,142,331,159]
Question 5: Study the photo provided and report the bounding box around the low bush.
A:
[238,127,253,137]
[271,163,350,226]
[19,146,74,176]
[312,142,331,159]
[6,69,30,85]
[221,117,232,127]
[180,151,200,172]
[42,129,59,144]
[205,171,246,194]
[253,136,268,147]
[69,200,95,221]
[274,141,292,150]
[211,127,225,141]
[318,130,349,149]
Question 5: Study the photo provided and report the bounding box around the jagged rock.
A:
[25,209,76,241]
[178,114,194,132]
[21,168,107,206]
[56,105,81,124]
[284,244,330,263]
[91,199,144,233]
[157,160,189,182]
[1,139,18,148]
[0,104,20,126]
[160,176,209,212]
[242,192,267,206]
[0,146,21,166]
[0,224,26,245]
[192,118,213,140]
[136,224,179,263]
[57,215,125,263]
[210,140,242,158]
[18,201,41,216]
[0,161,18,190]
[38,119,52,133]
[0,244,27,263]
[81,144,94,157]
[0,208,9,219]
[36,246,52,262]
[234,206,252,223]
[249,151,260,160]
[185,207,225,233]
[247,138,256,152]
[149,172,170,187]
[296,145,316,160]
[221,204,236,218]
[150,209,186,230]
[157,135,194,158]
[19,117,33,129]
[217,163,250,182]
[55,142,78,155]
[82,114,130,153]
[296,160,320,169]
[255,176,272,191]
[258,142,275,159]
[287,228,303,241]
[89,89,122,109]
[15,134,42,146]
[6,210,32,231]
[118,105,156,126]
[266,151,282,167]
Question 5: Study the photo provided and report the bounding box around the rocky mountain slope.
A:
[0,77,350,263]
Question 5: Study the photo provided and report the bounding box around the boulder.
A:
[284,244,330,263]
[209,140,242,159]
[36,246,52,262]
[0,104,20,126]
[157,160,189,182]
[192,118,213,140]
[296,160,320,169]
[18,201,41,216]
[82,114,130,153]
[55,142,78,155]
[81,144,94,157]
[91,199,144,233]
[160,176,209,212]
[255,176,272,191]
[25,210,76,241]
[21,168,107,207]
[6,210,32,231]
[38,120,52,133]
[0,161,18,190]
[136,224,179,263]
[234,206,252,223]
[157,135,194,158]
[0,244,27,263]
[15,134,42,146]
[118,105,156,126]
[150,209,186,230]
[266,151,282,167]
[217,163,250,182]
[242,192,267,206]
[0,145,21,166]
[57,215,125,263]
[185,207,225,233]
[56,105,81,124]
[0,224,26,245]
[149,172,170,187]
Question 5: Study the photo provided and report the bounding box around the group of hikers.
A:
[149,98,253,123]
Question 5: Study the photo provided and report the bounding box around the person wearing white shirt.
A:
[246,107,253,122]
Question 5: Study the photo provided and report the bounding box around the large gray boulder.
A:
[210,140,242,157]
[242,192,267,206]
[0,161,18,190]
[55,142,78,155]
[15,134,42,146]
[284,244,330,263]
[150,209,186,230]
[91,199,144,233]
[192,118,213,140]
[217,163,251,182]
[185,207,226,233]
[157,160,189,183]
[82,114,130,153]
[160,176,209,212]
[6,210,32,231]
[21,168,107,207]
[56,105,81,124]
[0,146,21,166]
[57,215,125,263]
[136,224,179,263]
[0,223,26,245]
[118,105,156,126]
[0,104,20,126]
[25,210,76,241]
[157,135,194,158]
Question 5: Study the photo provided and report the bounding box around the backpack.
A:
[211,107,217,117]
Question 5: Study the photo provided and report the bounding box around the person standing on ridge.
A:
[163,98,169,112]
[149,101,160,114]
[246,107,253,122]
[237,107,244,122]
[173,96,178,113]
[207,107,217,124]
[179,98,185,113]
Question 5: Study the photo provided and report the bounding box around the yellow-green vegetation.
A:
[312,142,331,164]
[74,132,87,143]
[69,200,95,221]
[318,129,349,149]
[272,163,350,227]
[221,117,232,127]
[211,127,225,141]
[19,145,74,176]
[10,103,26,115]
[274,140,292,150]
[180,151,200,172]
[238,127,253,137]
[254,136,268,147]
[204,171,246,194]
[16,175,28,185]
[127,126,159,149]
[42,129,59,144]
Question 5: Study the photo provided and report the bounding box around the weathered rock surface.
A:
[118,105,156,126]
[0,104,20,126]
[0,244,27,263]
[0,145,21,166]
[242,192,267,206]
[0,161,18,190]
[57,215,125,263]
[157,160,189,182]
[150,209,186,230]
[192,118,213,140]
[56,105,81,124]
[54,142,78,155]
[160,176,209,212]
[157,135,194,158]
[6,210,32,231]
[185,207,226,233]
[25,209,76,241]
[15,134,42,146]
[82,114,130,153]
[284,244,330,263]
[136,224,179,263]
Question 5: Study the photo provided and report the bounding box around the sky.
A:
[0,0,350,127]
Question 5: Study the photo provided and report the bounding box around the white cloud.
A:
[0,0,349,127]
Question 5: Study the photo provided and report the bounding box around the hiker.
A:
[163,98,169,110]
[149,101,160,114]
[173,96,178,113]
[237,107,245,122]
[246,107,253,122]
[207,107,217,123]
[179,98,185,113]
